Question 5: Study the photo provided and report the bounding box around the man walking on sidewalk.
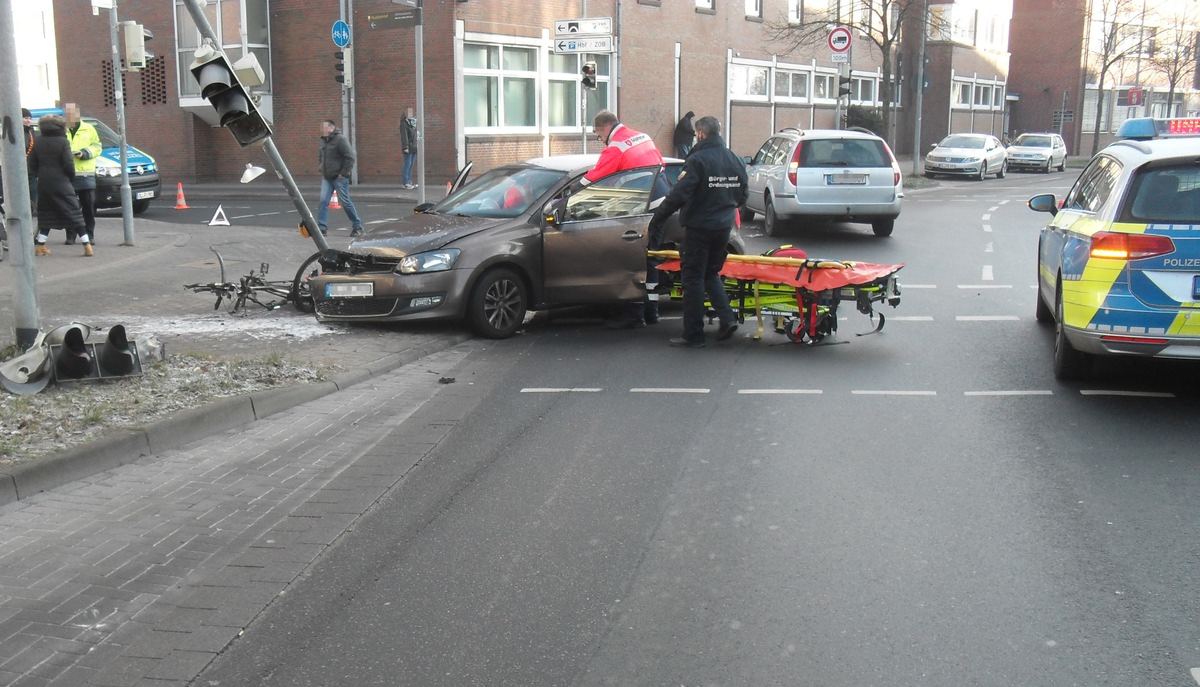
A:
[318,119,365,237]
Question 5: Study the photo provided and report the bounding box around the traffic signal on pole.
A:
[335,47,354,87]
[581,61,597,90]
[122,21,153,71]
[838,75,852,97]
[189,44,273,147]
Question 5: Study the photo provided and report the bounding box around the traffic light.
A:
[838,75,852,97]
[581,61,597,90]
[189,44,273,147]
[335,47,354,87]
[122,21,153,71]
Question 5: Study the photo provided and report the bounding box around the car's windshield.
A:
[1014,135,1052,148]
[432,166,568,218]
[940,135,986,149]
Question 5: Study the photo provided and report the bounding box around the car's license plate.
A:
[135,190,155,199]
[1193,275,1200,300]
[828,174,867,185]
[327,282,373,298]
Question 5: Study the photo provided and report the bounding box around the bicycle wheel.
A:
[291,252,324,313]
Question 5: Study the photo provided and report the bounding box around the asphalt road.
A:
[195,172,1200,686]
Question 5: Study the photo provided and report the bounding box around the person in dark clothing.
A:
[400,107,418,189]
[23,108,38,213]
[673,111,695,159]
[317,119,365,236]
[649,115,748,348]
[30,115,88,257]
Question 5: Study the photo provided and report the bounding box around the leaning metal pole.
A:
[106,1,136,245]
[0,0,42,349]
[180,0,327,253]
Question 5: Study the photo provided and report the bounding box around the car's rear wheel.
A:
[1053,282,1093,380]
[467,267,528,339]
[291,251,324,313]
[764,197,781,237]
[871,218,894,237]
[739,205,755,222]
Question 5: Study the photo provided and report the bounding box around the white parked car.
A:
[924,133,1008,180]
[1006,132,1068,173]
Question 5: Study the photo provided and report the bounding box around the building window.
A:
[729,63,769,100]
[546,52,610,129]
[786,0,801,23]
[974,83,992,108]
[696,0,715,10]
[745,0,762,20]
[992,85,1005,109]
[174,0,271,97]
[953,80,972,108]
[464,43,539,129]
[774,69,810,100]
[853,76,876,104]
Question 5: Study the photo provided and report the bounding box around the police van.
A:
[1028,117,1200,379]
[29,108,160,215]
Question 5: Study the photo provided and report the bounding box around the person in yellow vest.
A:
[64,102,101,248]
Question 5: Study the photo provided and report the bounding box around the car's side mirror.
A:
[930,142,938,149]
[543,200,563,226]
[413,202,436,214]
[742,155,754,166]
[1028,193,1059,215]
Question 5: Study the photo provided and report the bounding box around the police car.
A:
[1029,117,1200,379]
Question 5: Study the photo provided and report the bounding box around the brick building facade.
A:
[51,0,1015,188]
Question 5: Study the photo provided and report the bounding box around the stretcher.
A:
[649,247,904,344]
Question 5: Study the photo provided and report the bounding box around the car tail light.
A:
[1089,231,1175,260]
[883,142,901,185]
[787,141,802,187]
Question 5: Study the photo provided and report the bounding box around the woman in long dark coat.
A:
[30,114,89,256]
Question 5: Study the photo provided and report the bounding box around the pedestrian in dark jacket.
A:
[400,107,418,189]
[317,119,365,236]
[673,111,695,158]
[649,115,748,348]
[30,115,88,256]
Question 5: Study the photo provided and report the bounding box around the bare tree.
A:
[1146,1,1199,117]
[762,0,932,145]
[1085,0,1150,154]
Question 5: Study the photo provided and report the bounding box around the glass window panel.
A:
[549,80,577,127]
[504,77,535,126]
[591,54,610,74]
[792,72,808,98]
[464,44,498,70]
[244,0,269,44]
[176,3,200,50]
[549,53,576,74]
[503,47,536,72]
[220,0,240,43]
[775,72,791,97]
[585,81,609,123]
[814,74,832,99]
[465,75,498,127]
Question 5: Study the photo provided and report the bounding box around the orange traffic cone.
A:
[328,190,342,210]
[174,182,190,210]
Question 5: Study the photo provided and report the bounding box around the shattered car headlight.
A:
[94,158,123,178]
[398,248,460,274]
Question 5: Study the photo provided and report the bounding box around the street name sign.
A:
[367,8,421,30]
[554,17,612,36]
[554,36,614,54]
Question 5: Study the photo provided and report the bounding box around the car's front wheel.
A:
[1053,282,1093,379]
[467,267,528,339]
[1043,159,1053,174]
[1057,157,1067,172]
[977,163,988,181]
[996,160,1007,178]
[291,251,324,314]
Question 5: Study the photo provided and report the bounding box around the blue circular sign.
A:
[332,20,351,48]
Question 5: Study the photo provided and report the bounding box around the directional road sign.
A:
[332,20,350,47]
[554,35,613,54]
[554,17,612,36]
[366,8,421,30]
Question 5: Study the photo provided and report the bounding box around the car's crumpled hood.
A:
[343,213,507,258]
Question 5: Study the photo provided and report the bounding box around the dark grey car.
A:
[309,155,745,339]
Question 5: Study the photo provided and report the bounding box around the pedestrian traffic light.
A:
[189,44,273,147]
[581,61,597,90]
[335,47,354,87]
[122,21,153,72]
[838,75,852,97]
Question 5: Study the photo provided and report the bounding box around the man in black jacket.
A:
[318,119,366,236]
[649,115,748,348]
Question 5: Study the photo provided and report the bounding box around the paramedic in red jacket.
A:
[580,110,664,187]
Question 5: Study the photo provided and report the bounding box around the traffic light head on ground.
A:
[189,44,273,147]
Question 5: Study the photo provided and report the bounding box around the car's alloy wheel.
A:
[1053,282,1093,380]
[997,160,1007,178]
[1044,159,1052,174]
[977,163,988,181]
[468,267,528,339]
